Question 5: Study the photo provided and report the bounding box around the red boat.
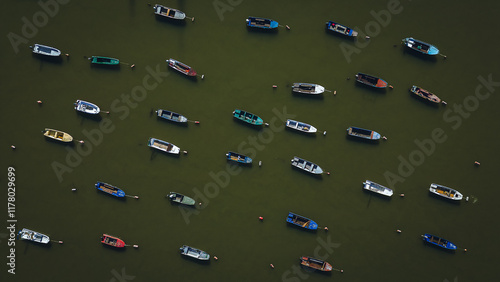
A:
[300,256,333,272]
[101,234,126,248]
[166,58,197,77]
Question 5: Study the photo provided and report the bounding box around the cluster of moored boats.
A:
[23,3,464,274]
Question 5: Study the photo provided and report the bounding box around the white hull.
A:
[429,183,463,200]
[18,228,50,244]
[286,119,317,133]
[363,180,393,197]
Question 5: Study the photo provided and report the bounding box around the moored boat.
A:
[156,109,188,123]
[30,44,61,57]
[89,56,120,65]
[95,182,126,198]
[232,109,264,125]
[355,73,388,88]
[300,256,333,272]
[410,85,441,104]
[286,119,317,133]
[325,21,358,37]
[74,100,100,114]
[291,156,323,174]
[286,212,318,230]
[363,180,393,197]
[180,245,210,260]
[101,234,126,248]
[153,4,186,20]
[18,228,50,244]
[246,16,279,29]
[429,183,463,201]
[422,234,457,250]
[168,192,196,206]
[402,37,440,56]
[226,151,252,164]
[148,137,181,154]
[346,126,381,140]
[43,128,73,142]
[166,58,197,77]
[292,83,325,95]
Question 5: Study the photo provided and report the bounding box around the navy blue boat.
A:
[246,17,278,29]
[422,234,457,251]
[95,182,126,198]
[325,21,358,37]
[226,151,252,164]
[286,212,318,230]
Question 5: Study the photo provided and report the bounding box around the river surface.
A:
[1,0,499,281]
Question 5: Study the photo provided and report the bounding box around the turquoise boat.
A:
[402,37,440,56]
[89,56,120,65]
[232,109,263,125]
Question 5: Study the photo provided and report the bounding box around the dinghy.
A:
[180,245,210,260]
[30,44,61,57]
[153,4,186,20]
[43,128,73,143]
[74,100,100,114]
[291,156,323,174]
[148,137,181,154]
[18,228,50,244]
[402,37,440,56]
[292,83,325,95]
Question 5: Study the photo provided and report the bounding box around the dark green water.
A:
[1,0,499,281]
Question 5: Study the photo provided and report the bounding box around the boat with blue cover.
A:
[180,245,210,260]
[291,156,323,174]
[74,100,100,114]
[286,119,317,133]
[246,17,278,29]
[286,212,318,230]
[356,73,388,88]
[95,182,126,198]
[363,180,393,197]
[347,126,381,140]
[18,228,50,244]
[156,109,188,123]
[30,44,61,57]
[226,151,252,164]
[422,234,457,251]
[402,37,440,55]
[326,21,358,37]
[233,109,264,126]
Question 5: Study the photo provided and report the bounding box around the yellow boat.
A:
[43,128,73,142]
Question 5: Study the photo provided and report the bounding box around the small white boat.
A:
[429,183,463,201]
[18,228,50,244]
[363,180,393,197]
[74,100,100,114]
[292,83,325,95]
[180,245,210,260]
[286,119,317,133]
[153,4,186,20]
[30,44,61,57]
[148,137,180,154]
[291,156,323,175]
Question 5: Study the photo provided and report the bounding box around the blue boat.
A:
[347,126,381,140]
[402,37,440,56]
[422,234,457,251]
[226,151,252,164]
[325,21,358,37]
[286,212,318,230]
[95,182,126,198]
[246,17,278,29]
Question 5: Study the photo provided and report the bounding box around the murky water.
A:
[1,0,499,281]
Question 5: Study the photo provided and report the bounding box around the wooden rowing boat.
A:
[286,212,318,230]
[153,4,186,20]
[18,228,50,244]
[429,183,463,201]
[300,256,333,272]
[43,128,73,142]
[74,100,100,114]
[101,234,126,248]
[363,180,393,197]
[402,37,440,56]
[291,156,323,174]
[233,109,264,126]
[410,85,441,104]
[156,109,188,123]
[148,137,180,154]
[166,58,198,77]
[95,182,126,198]
[346,127,381,140]
[422,234,457,250]
[325,21,357,37]
[286,119,317,133]
[246,17,278,29]
[89,56,119,65]
[180,245,210,260]
[30,44,61,57]
[292,83,325,95]
[355,73,388,88]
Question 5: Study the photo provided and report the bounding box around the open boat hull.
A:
[429,183,463,201]
[166,58,197,76]
[148,137,180,154]
[286,212,318,230]
[363,180,393,197]
[292,83,325,95]
[233,109,264,126]
[101,234,126,248]
[156,109,188,123]
[95,182,126,198]
[347,127,381,140]
[286,119,317,133]
[168,192,196,206]
[153,4,186,20]
[90,56,120,65]
[246,17,278,29]
[356,73,388,88]
[43,128,73,142]
[326,21,357,37]
[31,44,61,57]
[300,256,333,272]
[226,151,252,164]
[410,86,441,104]
[291,156,323,174]
[402,37,440,56]
[75,100,100,114]
[180,245,210,260]
[422,234,457,250]
[18,228,50,244]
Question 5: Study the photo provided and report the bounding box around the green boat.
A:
[89,56,120,65]
[167,192,196,206]
[233,109,264,126]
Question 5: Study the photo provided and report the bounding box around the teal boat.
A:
[232,109,263,126]
[89,56,120,65]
